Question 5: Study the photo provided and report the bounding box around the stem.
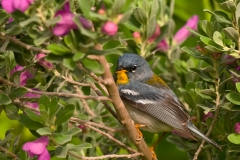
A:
[193,61,221,160]
[0,146,20,160]
[0,32,50,54]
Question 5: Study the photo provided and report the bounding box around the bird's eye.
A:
[131,65,137,72]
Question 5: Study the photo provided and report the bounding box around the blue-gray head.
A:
[115,53,153,83]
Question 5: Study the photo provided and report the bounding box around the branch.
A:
[0,32,51,54]
[0,146,20,160]
[68,151,141,160]
[0,77,110,101]
[193,61,221,160]
[93,49,153,159]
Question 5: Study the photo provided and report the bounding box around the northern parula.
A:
[114,53,221,152]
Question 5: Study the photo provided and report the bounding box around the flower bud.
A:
[235,122,240,134]
[203,112,214,123]
[156,39,168,52]
[101,21,118,36]
[132,31,142,44]
[196,45,207,54]
[222,55,236,65]
[148,25,161,43]
[98,9,105,15]
[36,53,53,70]
[232,66,240,83]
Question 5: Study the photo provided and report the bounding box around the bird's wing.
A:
[119,82,190,132]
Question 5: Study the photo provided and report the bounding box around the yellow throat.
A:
[115,70,129,85]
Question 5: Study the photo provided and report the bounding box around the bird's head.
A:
[115,53,153,85]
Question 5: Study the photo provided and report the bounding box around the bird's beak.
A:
[115,69,129,84]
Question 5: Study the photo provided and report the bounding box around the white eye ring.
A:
[131,65,137,72]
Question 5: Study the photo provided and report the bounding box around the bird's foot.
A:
[135,124,145,142]
[149,146,157,160]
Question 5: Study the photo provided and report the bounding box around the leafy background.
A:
[0,0,237,160]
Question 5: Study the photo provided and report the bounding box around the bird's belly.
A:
[124,103,173,133]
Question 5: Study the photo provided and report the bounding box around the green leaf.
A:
[0,10,8,25]
[34,30,52,46]
[55,146,68,158]
[38,95,50,111]
[4,104,19,120]
[223,27,239,42]
[134,8,147,24]
[55,104,75,125]
[50,97,58,117]
[73,17,97,39]
[66,143,92,152]
[220,1,236,13]
[236,82,240,93]
[47,44,71,56]
[226,92,240,105]
[236,2,240,27]
[200,36,216,46]
[199,89,216,97]
[36,127,52,135]
[9,87,28,98]
[63,57,76,70]
[0,93,12,105]
[228,133,240,144]
[204,9,232,25]
[45,53,63,63]
[19,114,44,130]
[204,45,224,52]
[112,0,125,14]
[52,133,71,145]
[65,127,81,136]
[73,52,85,61]
[77,0,91,18]
[146,16,156,39]
[178,88,196,108]
[213,31,223,46]
[25,109,44,123]
[5,25,22,36]
[82,58,104,74]
[150,0,159,19]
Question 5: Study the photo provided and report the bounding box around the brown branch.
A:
[0,146,20,160]
[68,151,141,160]
[93,49,152,159]
[0,77,110,101]
[85,124,138,154]
[53,70,90,87]
[193,61,221,160]
[0,32,51,54]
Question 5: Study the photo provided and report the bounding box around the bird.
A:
[114,53,221,158]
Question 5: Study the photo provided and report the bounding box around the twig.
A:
[0,146,20,160]
[68,151,141,160]
[73,85,96,118]
[53,70,90,87]
[0,77,110,101]
[90,83,119,121]
[193,61,221,160]
[84,124,138,154]
[93,44,153,160]
[70,118,123,133]
[0,32,51,54]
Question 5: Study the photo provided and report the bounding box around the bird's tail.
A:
[187,122,221,150]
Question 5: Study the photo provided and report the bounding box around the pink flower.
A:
[22,136,50,160]
[223,55,236,65]
[156,39,169,52]
[101,21,118,36]
[132,31,141,44]
[36,53,53,69]
[1,0,34,13]
[235,122,240,134]
[203,112,214,122]
[53,2,92,36]
[148,25,161,43]
[173,15,199,44]
[11,65,33,86]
